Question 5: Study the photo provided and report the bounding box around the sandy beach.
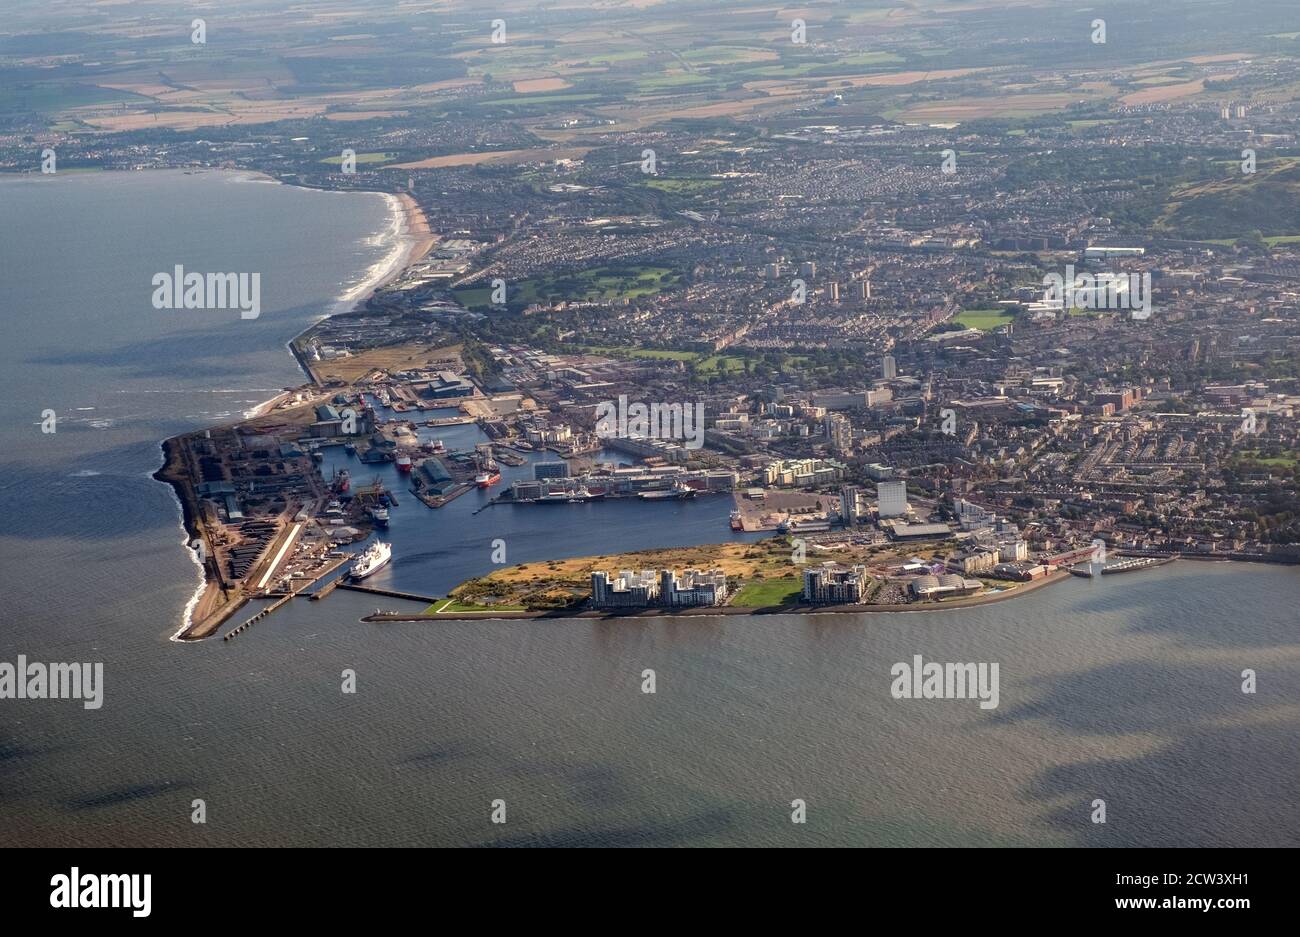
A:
[396,191,435,265]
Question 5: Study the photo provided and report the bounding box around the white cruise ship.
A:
[349,540,392,580]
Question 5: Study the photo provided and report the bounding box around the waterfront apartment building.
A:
[955,550,999,575]
[659,569,729,607]
[534,461,570,480]
[764,458,846,488]
[877,480,909,518]
[590,570,659,607]
[526,424,573,445]
[591,568,728,609]
[802,562,870,604]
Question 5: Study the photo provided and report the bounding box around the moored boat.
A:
[638,480,697,500]
[349,540,391,580]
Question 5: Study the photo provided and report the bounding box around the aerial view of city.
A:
[0,0,1295,888]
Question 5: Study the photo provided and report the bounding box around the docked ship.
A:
[344,441,357,456]
[333,468,351,494]
[349,540,391,580]
[638,480,697,501]
[730,510,744,531]
[525,487,604,504]
[474,455,502,487]
[396,455,412,474]
[370,506,390,527]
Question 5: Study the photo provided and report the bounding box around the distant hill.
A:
[1156,159,1300,240]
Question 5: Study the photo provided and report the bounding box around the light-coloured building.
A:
[591,570,659,607]
[824,413,852,454]
[840,485,860,526]
[998,541,1029,563]
[877,479,909,518]
[764,458,846,488]
[955,550,998,575]
[802,563,870,604]
[659,569,728,607]
[592,568,727,608]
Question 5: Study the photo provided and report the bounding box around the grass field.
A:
[641,177,722,193]
[320,151,396,166]
[422,599,528,614]
[731,577,802,607]
[954,308,1016,330]
[697,354,747,374]
[579,346,748,374]
[1199,234,1300,247]
[456,266,679,307]
[301,340,462,385]
[583,346,694,360]
[451,539,822,610]
[1235,450,1300,467]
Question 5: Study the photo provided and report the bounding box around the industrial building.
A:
[909,574,983,600]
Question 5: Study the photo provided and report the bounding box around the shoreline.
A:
[138,171,1298,639]
[282,188,435,391]
[151,170,437,639]
[363,568,1076,622]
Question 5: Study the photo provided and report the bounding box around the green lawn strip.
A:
[954,308,1016,330]
[731,577,803,607]
[421,599,528,614]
